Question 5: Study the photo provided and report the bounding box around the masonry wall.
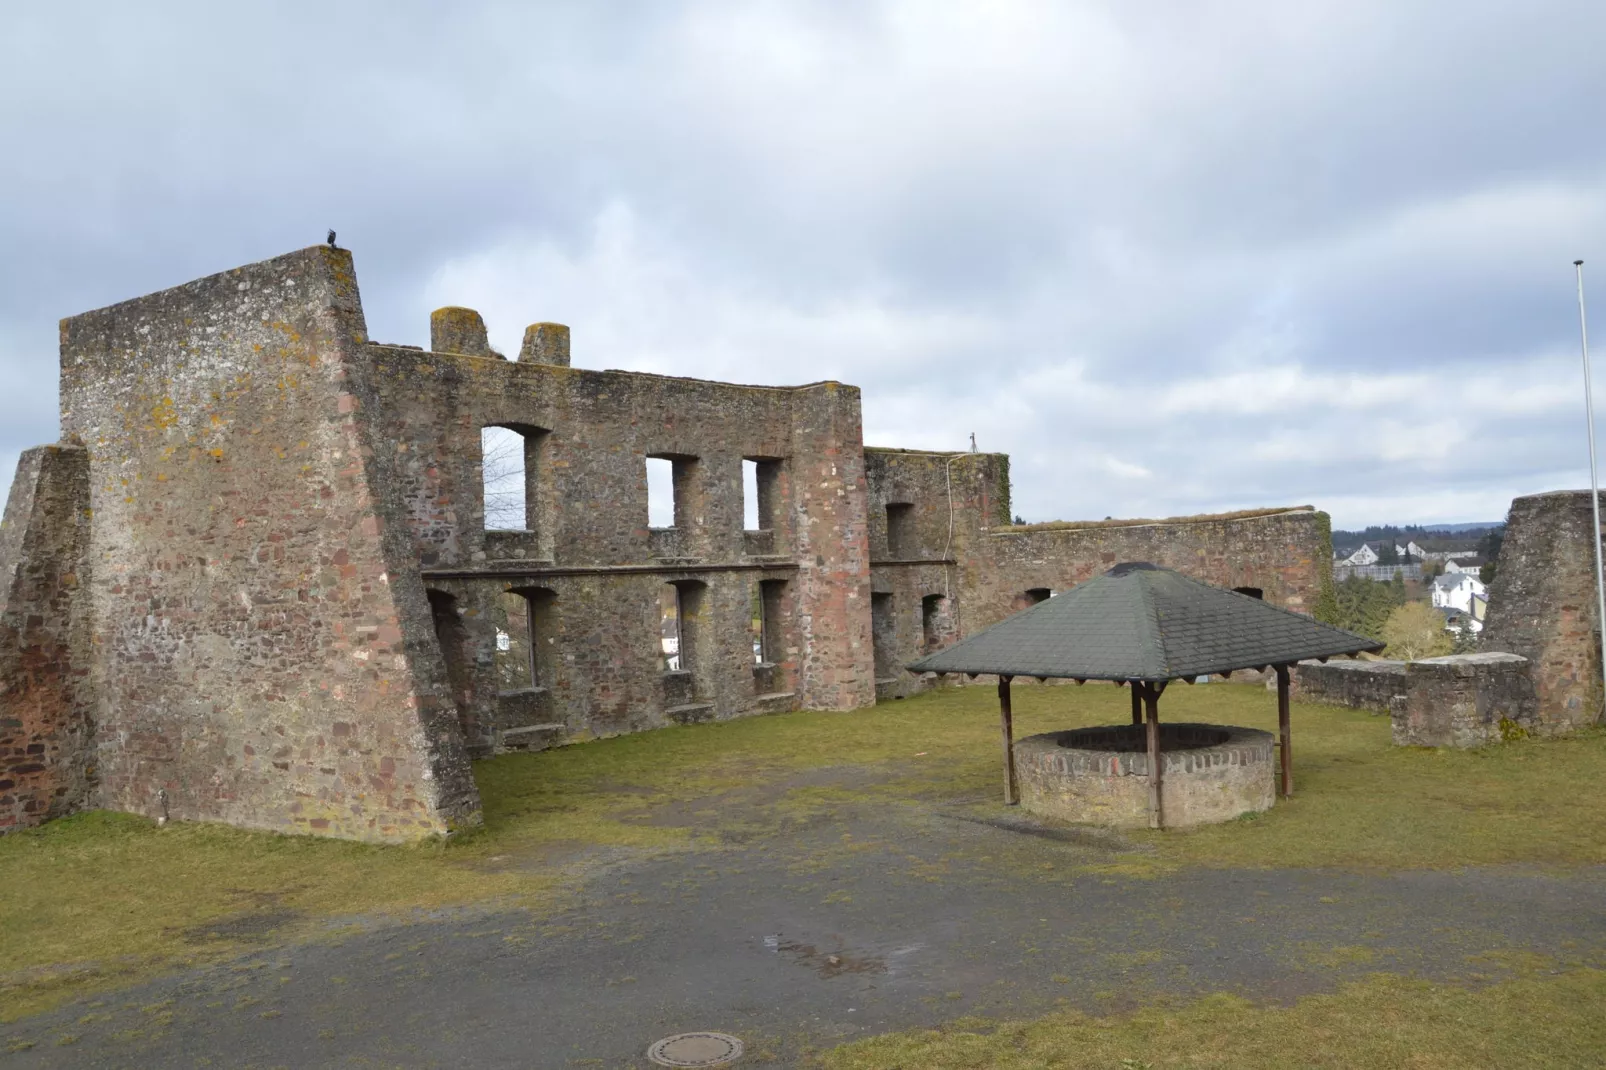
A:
[865,449,1006,698]
[1291,659,1406,712]
[9,242,1344,842]
[863,446,1332,698]
[1293,654,1538,748]
[57,246,480,841]
[0,445,95,831]
[358,339,873,748]
[1481,490,1605,733]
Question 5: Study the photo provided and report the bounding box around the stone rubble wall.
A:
[359,343,874,746]
[55,246,480,842]
[1291,659,1407,712]
[863,447,1331,700]
[4,243,1340,842]
[0,445,95,831]
[1294,653,1538,748]
[1480,490,1606,732]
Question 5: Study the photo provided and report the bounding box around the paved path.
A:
[5,802,1605,1068]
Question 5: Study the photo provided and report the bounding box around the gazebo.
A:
[906,562,1383,828]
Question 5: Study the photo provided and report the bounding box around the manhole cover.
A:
[646,1031,744,1067]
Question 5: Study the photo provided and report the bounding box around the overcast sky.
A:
[4,2,1604,529]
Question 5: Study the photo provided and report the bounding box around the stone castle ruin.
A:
[1296,489,1606,746]
[0,245,1333,841]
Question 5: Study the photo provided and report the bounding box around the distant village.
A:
[1330,524,1503,645]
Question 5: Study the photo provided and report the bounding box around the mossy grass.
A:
[815,965,1606,1069]
[5,682,1606,1019]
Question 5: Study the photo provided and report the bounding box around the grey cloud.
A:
[3,1,1606,529]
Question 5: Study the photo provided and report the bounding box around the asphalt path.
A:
[4,800,1604,1068]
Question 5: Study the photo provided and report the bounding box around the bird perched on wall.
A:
[327,229,337,246]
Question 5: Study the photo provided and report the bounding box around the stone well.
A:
[1014,723,1275,829]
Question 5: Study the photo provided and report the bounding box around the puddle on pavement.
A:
[763,933,909,978]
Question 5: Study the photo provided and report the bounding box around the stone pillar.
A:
[430,306,491,356]
[519,322,571,367]
[1482,490,1606,732]
[0,444,95,833]
[787,382,876,711]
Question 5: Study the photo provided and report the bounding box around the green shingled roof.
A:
[907,562,1382,682]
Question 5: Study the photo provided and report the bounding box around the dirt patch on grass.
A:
[180,908,302,945]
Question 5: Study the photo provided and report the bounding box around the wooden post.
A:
[1143,682,1162,829]
[1130,681,1143,726]
[1276,664,1293,798]
[998,675,1018,805]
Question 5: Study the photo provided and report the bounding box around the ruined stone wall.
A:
[863,447,1331,698]
[57,247,480,841]
[0,445,95,831]
[9,242,1341,842]
[1391,653,1538,748]
[1481,490,1605,732]
[864,449,1006,699]
[973,509,1329,629]
[358,339,873,746]
[1294,654,1538,748]
[1291,659,1406,712]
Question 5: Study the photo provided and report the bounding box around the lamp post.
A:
[1575,260,1606,723]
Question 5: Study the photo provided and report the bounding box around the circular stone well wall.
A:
[1014,723,1275,829]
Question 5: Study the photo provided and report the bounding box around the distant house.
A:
[1430,571,1486,613]
[1439,592,1487,636]
[1338,540,1427,568]
[1338,543,1379,566]
[1443,557,1487,575]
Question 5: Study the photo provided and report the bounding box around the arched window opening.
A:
[481,423,549,533]
[1013,587,1053,612]
[426,589,474,720]
[496,587,556,692]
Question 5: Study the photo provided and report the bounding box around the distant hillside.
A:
[1331,522,1504,555]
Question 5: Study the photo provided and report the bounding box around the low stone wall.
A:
[1392,653,1538,748]
[1014,723,1274,829]
[1294,653,1538,748]
[1291,659,1406,712]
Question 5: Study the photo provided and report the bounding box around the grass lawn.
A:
[3,681,1606,1026]
[818,966,1606,1069]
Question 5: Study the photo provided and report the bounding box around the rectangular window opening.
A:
[659,583,681,671]
[753,579,786,664]
[496,589,535,691]
[743,460,760,531]
[742,457,783,532]
[482,426,528,531]
[662,580,705,673]
[921,594,946,653]
[648,454,701,529]
[871,591,896,681]
[886,502,915,559]
[647,457,675,529]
